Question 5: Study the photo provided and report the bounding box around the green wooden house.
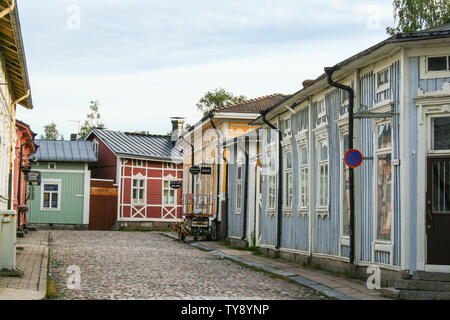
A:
[27,140,97,229]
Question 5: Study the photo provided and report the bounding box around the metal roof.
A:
[88,129,183,161]
[30,140,98,163]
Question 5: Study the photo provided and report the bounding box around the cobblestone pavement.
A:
[48,231,326,300]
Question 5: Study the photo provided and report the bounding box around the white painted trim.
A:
[35,169,85,174]
[279,247,310,256]
[213,112,260,119]
[90,178,114,182]
[420,55,450,80]
[312,252,350,263]
[425,265,450,273]
[83,164,90,225]
[40,179,62,211]
[118,218,183,223]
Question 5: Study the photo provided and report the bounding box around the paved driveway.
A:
[48,231,325,300]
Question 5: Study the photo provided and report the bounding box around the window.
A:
[41,181,61,210]
[92,139,99,158]
[267,157,277,211]
[167,163,173,169]
[132,178,146,205]
[317,99,326,118]
[375,122,392,241]
[236,165,242,212]
[318,139,329,208]
[377,69,390,88]
[48,163,56,169]
[298,145,309,210]
[342,134,350,236]
[283,150,293,211]
[163,180,176,206]
[341,89,349,106]
[428,56,449,71]
[284,118,291,136]
[136,160,143,167]
[431,117,450,151]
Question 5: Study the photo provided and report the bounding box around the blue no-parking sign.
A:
[344,149,364,168]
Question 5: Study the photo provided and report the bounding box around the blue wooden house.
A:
[225,24,450,294]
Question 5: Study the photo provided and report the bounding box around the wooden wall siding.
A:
[313,89,340,256]
[28,169,85,225]
[227,138,244,238]
[358,61,402,266]
[259,130,279,247]
[359,71,375,263]
[407,57,450,272]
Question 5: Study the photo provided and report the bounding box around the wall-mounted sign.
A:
[170,181,182,190]
[190,166,201,175]
[201,167,212,175]
[25,171,41,186]
[344,149,364,169]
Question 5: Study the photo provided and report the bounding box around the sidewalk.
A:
[0,230,49,300]
[161,232,388,300]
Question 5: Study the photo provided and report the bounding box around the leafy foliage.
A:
[40,122,63,140]
[387,0,450,35]
[196,88,246,116]
[78,100,105,140]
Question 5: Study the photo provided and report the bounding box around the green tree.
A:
[387,0,450,35]
[40,122,63,140]
[196,88,246,116]
[78,100,105,139]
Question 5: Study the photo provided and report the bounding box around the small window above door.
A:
[432,117,450,151]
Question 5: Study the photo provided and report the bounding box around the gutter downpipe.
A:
[208,117,229,239]
[325,67,355,265]
[8,90,30,210]
[262,112,283,250]
[242,136,249,241]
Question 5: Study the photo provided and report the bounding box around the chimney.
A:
[170,117,185,142]
[302,79,315,88]
[70,134,77,141]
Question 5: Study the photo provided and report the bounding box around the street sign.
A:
[25,171,41,186]
[170,181,182,189]
[344,149,364,169]
[201,167,212,175]
[190,166,201,175]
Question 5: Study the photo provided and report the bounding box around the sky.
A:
[15,0,396,139]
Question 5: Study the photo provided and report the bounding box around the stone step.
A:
[413,271,450,282]
[398,289,450,300]
[395,279,450,292]
[380,287,400,299]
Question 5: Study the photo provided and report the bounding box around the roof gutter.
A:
[324,66,355,265]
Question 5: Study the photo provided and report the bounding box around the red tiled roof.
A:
[215,94,289,114]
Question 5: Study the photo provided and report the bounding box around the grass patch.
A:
[43,247,58,300]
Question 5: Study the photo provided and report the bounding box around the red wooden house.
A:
[85,125,184,230]
[14,120,37,232]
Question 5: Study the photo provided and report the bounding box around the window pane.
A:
[164,181,169,188]
[133,189,137,200]
[286,152,292,169]
[139,189,144,201]
[428,56,447,71]
[43,193,49,208]
[320,141,328,161]
[44,184,58,191]
[164,190,168,204]
[301,147,308,165]
[343,165,351,235]
[51,193,58,208]
[343,134,349,154]
[140,180,144,188]
[377,153,392,241]
[433,117,450,150]
[378,122,392,149]
[237,167,242,180]
[133,180,137,187]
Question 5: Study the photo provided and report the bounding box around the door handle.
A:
[427,209,433,222]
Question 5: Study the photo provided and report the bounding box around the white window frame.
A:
[420,55,450,79]
[296,133,309,214]
[48,163,56,169]
[266,148,277,215]
[162,179,176,206]
[136,160,143,167]
[429,115,450,154]
[284,118,291,137]
[236,164,242,214]
[92,139,99,158]
[338,123,350,241]
[317,99,326,119]
[131,177,146,205]
[372,118,395,263]
[314,126,329,216]
[282,143,293,213]
[167,163,173,169]
[40,179,62,211]
[376,68,390,93]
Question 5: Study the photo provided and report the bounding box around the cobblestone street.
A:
[48,231,325,300]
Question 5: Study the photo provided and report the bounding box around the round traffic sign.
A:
[344,149,364,168]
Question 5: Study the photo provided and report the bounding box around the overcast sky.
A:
[15,0,395,139]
